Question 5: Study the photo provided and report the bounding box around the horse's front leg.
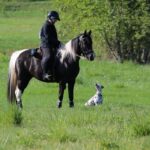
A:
[68,80,75,107]
[57,82,66,108]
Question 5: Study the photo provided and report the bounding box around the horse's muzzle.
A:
[87,52,95,61]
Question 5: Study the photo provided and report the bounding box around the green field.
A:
[0,1,150,150]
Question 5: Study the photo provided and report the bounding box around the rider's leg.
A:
[41,48,52,80]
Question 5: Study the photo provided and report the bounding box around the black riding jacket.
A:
[40,20,60,49]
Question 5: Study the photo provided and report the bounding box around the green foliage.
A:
[102,0,150,63]
[13,108,23,125]
[133,122,150,137]
[0,1,150,149]
[0,0,48,2]
[53,0,110,56]
[53,0,150,64]
[1,0,150,63]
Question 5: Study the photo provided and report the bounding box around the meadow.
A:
[0,1,150,150]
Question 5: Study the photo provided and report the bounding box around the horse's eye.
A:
[82,39,86,42]
[83,39,87,43]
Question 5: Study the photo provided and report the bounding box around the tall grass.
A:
[0,1,150,150]
[1,59,150,150]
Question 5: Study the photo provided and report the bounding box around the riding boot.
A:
[42,60,52,81]
[41,48,54,81]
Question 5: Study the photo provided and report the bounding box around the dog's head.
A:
[95,83,104,93]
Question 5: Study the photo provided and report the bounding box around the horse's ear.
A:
[84,30,87,35]
[88,30,92,36]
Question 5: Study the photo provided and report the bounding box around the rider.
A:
[40,11,60,80]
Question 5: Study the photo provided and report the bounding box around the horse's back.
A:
[10,49,28,66]
[10,47,79,83]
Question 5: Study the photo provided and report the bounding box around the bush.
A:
[1,0,150,63]
[13,108,23,125]
[54,0,150,64]
[104,0,150,64]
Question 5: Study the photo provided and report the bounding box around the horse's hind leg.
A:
[15,76,31,108]
[15,85,23,108]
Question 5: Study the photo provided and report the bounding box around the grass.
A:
[1,59,150,150]
[0,1,150,150]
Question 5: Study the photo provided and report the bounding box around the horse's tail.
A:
[7,53,18,103]
[7,49,28,103]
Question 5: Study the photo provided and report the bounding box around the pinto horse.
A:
[7,30,95,108]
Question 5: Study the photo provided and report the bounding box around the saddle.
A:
[30,47,59,59]
[30,47,57,81]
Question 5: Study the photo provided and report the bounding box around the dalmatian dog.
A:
[85,83,104,106]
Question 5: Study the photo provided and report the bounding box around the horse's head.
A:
[78,30,95,61]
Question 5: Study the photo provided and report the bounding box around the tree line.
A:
[1,0,150,64]
[54,0,150,64]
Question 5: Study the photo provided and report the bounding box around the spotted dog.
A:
[85,83,104,106]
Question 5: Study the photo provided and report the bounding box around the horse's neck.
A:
[59,41,78,63]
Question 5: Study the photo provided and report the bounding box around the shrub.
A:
[13,108,23,125]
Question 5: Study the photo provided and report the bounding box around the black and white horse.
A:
[7,30,95,108]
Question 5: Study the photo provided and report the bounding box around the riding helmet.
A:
[47,11,60,21]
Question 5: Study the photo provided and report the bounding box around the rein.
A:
[76,54,102,60]
[76,54,86,60]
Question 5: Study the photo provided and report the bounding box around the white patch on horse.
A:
[59,41,76,63]
[15,86,22,103]
[9,49,28,73]
[8,49,28,100]
[85,83,104,106]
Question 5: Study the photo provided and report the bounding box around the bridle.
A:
[76,54,86,60]
[77,35,94,59]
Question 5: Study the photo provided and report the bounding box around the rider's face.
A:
[51,18,57,24]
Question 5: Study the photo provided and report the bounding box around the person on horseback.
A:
[40,11,60,80]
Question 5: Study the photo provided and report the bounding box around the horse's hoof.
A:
[57,100,62,108]
[57,104,62,108]
[16,101,23,109]
[69,102,74,108]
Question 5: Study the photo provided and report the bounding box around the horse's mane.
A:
[59,36,80,63]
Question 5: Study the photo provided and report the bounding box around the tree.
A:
[103,0,150,63]
[54,0,150,64]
